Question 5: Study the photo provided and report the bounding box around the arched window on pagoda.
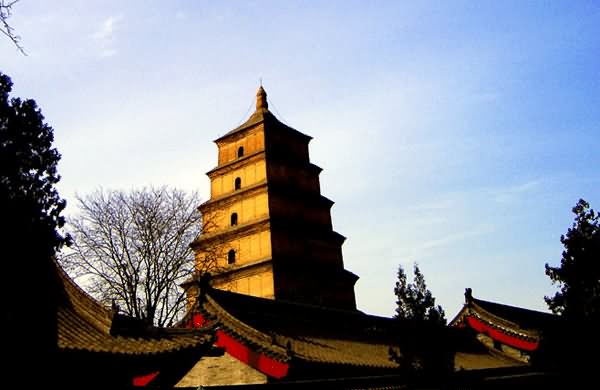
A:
[234,177,241,190]
[228,249,236,264]
[237,146,244,158]
[230,212,238,226]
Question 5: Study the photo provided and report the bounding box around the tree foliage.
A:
[394,263,446,325]
[1,70,66,380]
[0,71,67,252]
[61,187,208,327]
[390,263,451,381]
[545,199,600,321]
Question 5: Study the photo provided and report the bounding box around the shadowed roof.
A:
[56,262,216,355]
[192,286,400,369]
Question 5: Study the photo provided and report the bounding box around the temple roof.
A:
[468,296,557,331]
[189,285,400,370]
[450,288,558,335]
[55,262,216,356]
[454,350,528,370]
[215,87,312,143]
[448,288,562,363]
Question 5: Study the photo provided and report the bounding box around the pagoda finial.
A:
[256,85,268,111]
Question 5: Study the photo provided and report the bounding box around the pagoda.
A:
[191,86,358,310]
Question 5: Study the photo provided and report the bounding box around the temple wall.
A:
[175,354,267,387]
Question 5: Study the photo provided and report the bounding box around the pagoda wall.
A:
[217,125,265,165]
[214,262,275,299]
[203,191,269,231]
[210,159,266,198]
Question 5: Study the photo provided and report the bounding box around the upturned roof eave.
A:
[195,287,403,369]
[200,293,291,362]
[55,259,218,356]
[213,110,267,143]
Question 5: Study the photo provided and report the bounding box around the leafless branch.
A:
[1,0,26,55]
[59,186,219,327]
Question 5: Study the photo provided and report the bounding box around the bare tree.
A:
[60,186,216,327]
[1,0,26,55]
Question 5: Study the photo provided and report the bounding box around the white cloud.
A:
[92,15,122,57]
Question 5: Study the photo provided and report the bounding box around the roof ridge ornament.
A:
[465,287,473,304]
[256,85,268,112]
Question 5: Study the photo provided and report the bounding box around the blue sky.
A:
[2,1,599,317]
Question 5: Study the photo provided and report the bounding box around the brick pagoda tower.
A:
[191,87,358,310]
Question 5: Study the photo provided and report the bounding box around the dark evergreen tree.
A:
[391,263,451,383]
[540,199,600,379]
[1,71,67,382]
[545,199,600,321]
[394,263,446,325]
[0,73,68,252]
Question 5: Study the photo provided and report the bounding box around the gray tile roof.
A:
[56,263,215,355]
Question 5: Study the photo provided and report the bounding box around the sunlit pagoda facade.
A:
[191,87,358,310]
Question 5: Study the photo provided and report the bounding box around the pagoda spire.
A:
[256,86,268,112]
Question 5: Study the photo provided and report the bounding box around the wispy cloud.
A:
[413,178,548,209]
[407,198,455,213]
[493,178,545,204]
[92,15,122,57]
[415,226,494,253]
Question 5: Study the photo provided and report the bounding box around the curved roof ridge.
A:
[55,258,113,332]
[54,259,216,355]
[202,292,290,361]
[470,300,522,329]
[472,297,555,318]
[195,288,406,369]
[470,296,558,332]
